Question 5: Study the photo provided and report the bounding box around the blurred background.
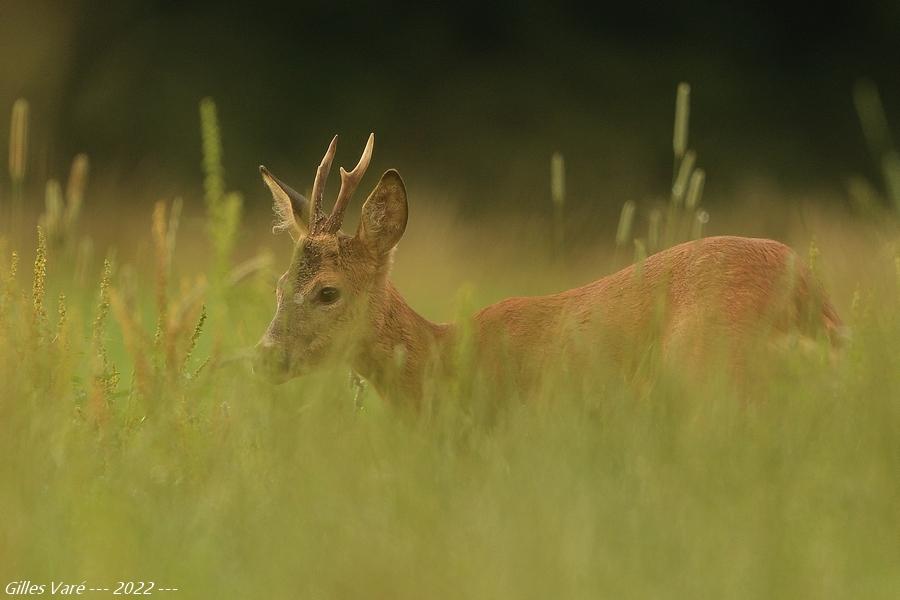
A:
[1,0,898,231]
[4,5,900,595]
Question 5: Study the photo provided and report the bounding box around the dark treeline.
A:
[1,0,898,219]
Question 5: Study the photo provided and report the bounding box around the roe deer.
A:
[255,134,843,405]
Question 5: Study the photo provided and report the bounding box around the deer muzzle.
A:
[253,335,292,383]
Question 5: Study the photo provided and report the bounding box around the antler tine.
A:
[309,135,338,233]
[323,133,375,233]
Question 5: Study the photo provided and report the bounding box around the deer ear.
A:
[260,166,308,239]
[357,169,408,255]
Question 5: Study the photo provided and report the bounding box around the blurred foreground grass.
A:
[1,201,898,599]
[1,99,899,599]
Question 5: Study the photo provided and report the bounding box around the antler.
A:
[322,133,375,234]
[306,133,375,234]
[309,135,338,233]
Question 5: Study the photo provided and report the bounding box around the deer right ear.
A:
[260,166,308,240]
[357,169,408,256]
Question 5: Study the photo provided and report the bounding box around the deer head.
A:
[255,134,408,383]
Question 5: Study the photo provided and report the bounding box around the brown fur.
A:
[471,236,842,393]
[257,158,842,407]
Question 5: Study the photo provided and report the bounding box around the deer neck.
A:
[351,280,452,405]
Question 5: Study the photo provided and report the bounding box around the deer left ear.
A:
[260,166,309,239]
[357,169,408,256]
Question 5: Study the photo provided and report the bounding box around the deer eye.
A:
[317,287,340,305]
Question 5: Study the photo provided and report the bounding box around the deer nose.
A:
[253,337,290,382]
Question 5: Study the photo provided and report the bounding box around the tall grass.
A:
[200,97,242,284]
[615,83,710,262]
[0,94,898,599]
[551,151,566,258]
[8,98,28,230]
[853,79,900,213]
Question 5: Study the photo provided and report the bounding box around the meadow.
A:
[1,91,899,599]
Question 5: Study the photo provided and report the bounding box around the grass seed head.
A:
[671,150,697,205]
[90,259,118,399]
[673,82,691,160]
[200,98,242,280]
[551,152,566,257]
[200,97,224,208]
[56,292,67,349]
[65,153,90,230]
[152,201,170,309]
[92,258,113,349]
[7,250,18,285]
[42,180,64,243]
[685,169,706,211]
[615,200,637,247]
[633,238,648,279]
[9,99,29,182]
[182,304,207,373]
[551,152,566,207]
[32,226,47,332]
[166,197,183,271]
